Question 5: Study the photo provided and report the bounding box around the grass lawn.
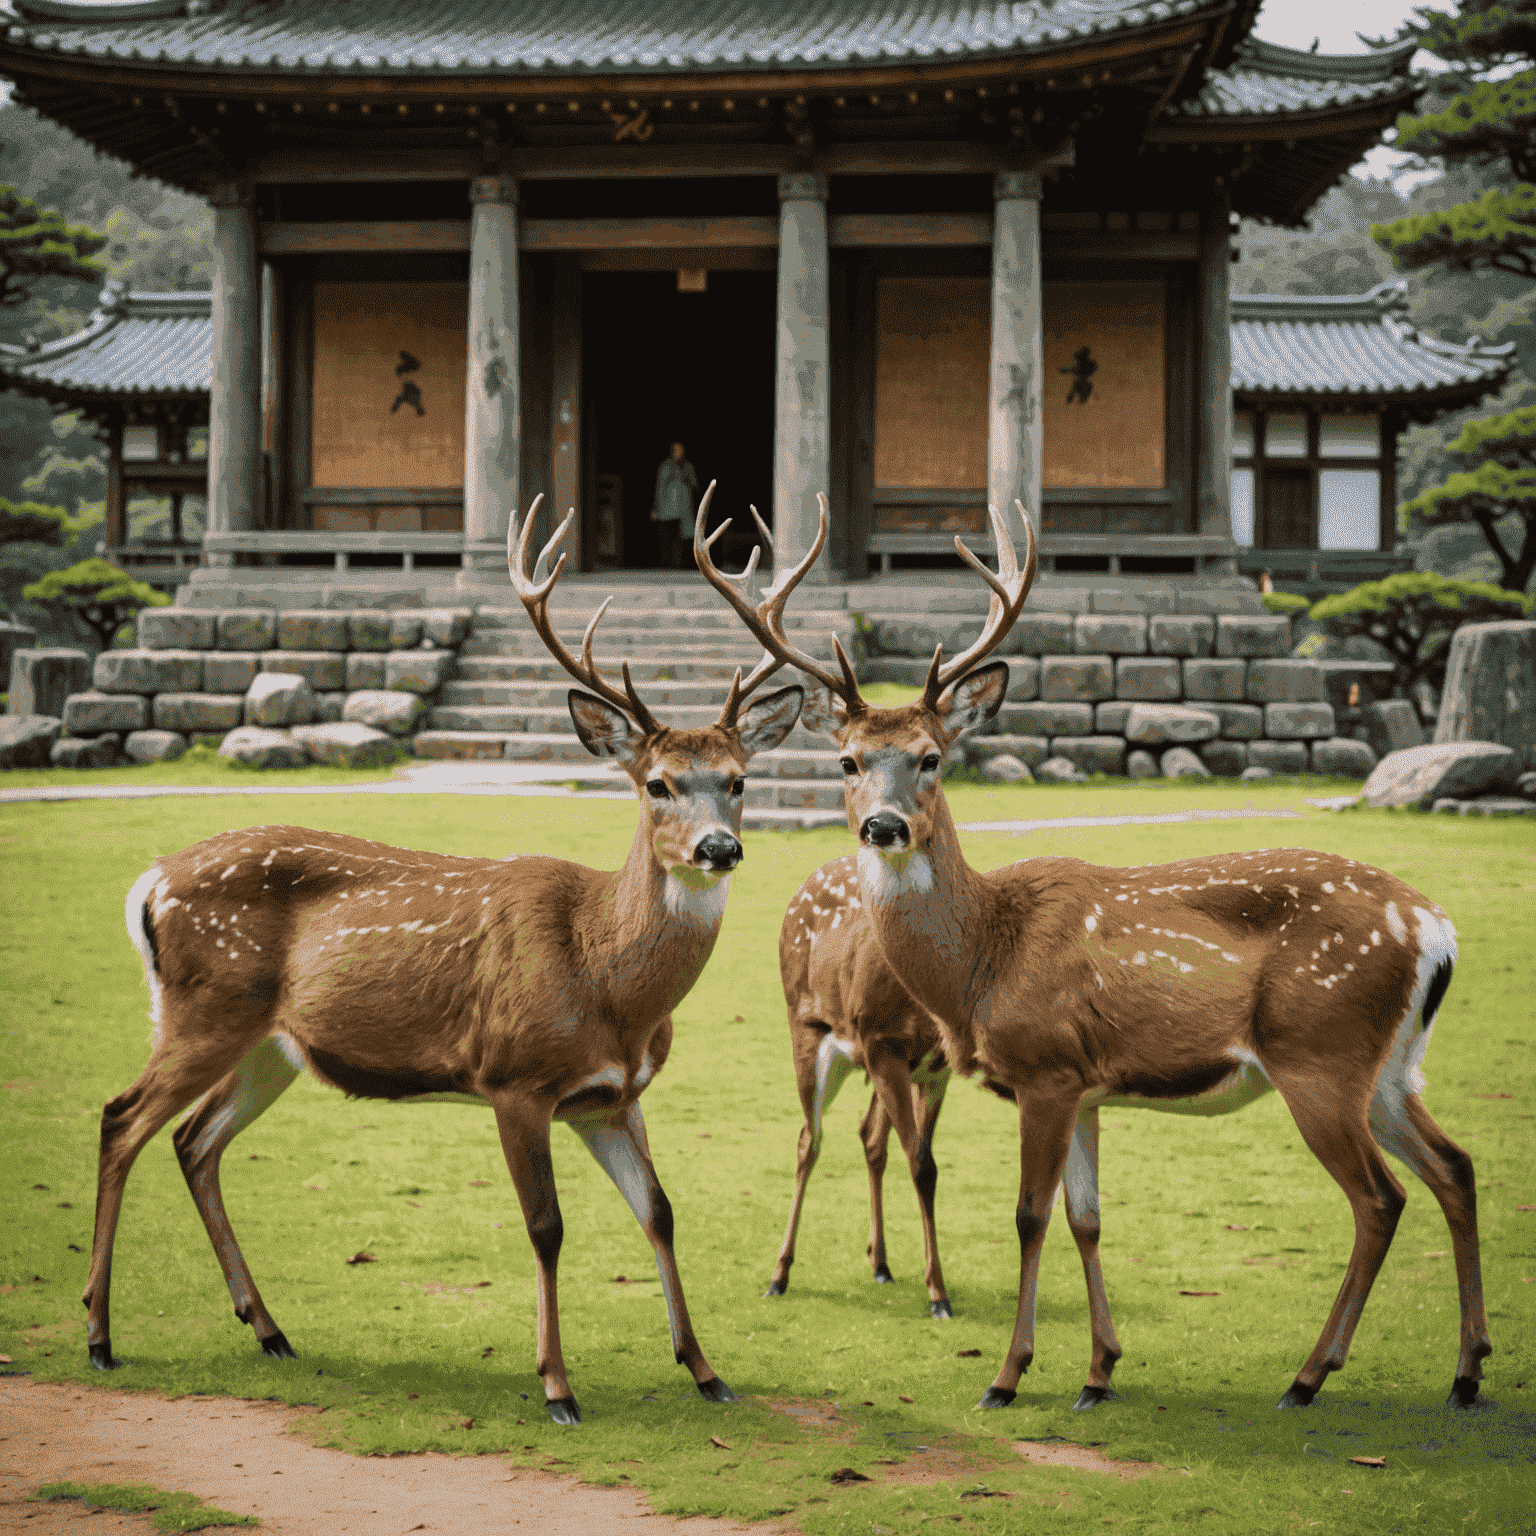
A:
[2,777,1533,1534]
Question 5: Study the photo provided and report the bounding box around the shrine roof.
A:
[1231,283,1514,406]
[1167,36,1417,121]
[0,287,211,403]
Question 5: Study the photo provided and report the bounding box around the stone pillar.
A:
[774,171,831,583]
[464,174,521,566]
[1196,188,1235,550]
[207,181,261,564]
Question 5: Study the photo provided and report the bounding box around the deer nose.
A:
[694,832,743,871]
[861,812,910,849]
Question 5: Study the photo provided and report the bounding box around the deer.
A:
[716,495,1491,1415]
[83,487,813,1426]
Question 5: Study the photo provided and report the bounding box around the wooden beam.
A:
[522,216,778,249]
[260,220,471,254]
[1044,232,1198,261]
[830,212,992,247]
[814,141,1006,176]
[1145,101,1413,145]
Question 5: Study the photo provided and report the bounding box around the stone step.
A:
[459,633,772,660]
[413,727,839,763]
[470,604,852,634]
[454,654,761,682]
[441,678,743,710]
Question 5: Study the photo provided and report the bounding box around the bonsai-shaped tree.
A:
[0,496,80,546]
[23,558,170,649]
[0,185,107,310]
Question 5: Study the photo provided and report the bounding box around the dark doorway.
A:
[1261,466,1315,548]
[583,271,776,570]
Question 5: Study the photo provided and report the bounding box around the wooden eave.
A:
[1146,94,1417,145]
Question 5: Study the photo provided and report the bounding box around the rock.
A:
[1248,740,1309,774]
[62,691,148,734]
[291,721,401,768]
[1464,796,1535,817]
[1215,614,1291,659]
[1147,614,1214,658]
[346,652,387,690]
[1313,660,1397,716]
[8,648,91,718]
[1114,657,1181,700]
[92,648,203,695]
[259,650,345,691]
[388,612,424,649]
[1362,699,1424,757]
[1039,655,1114,702]
[314,690,347,722]
[979,753,1032,784]
[1049,736,1126,776]
[153,693,244,732]
[1035,754,1088,784]
[1362,741,1519,810]
[1246,660,1326,704]
[1199,740,1248,776]
[1239,765,1274,781]
[385,649,455,693]
[1310,738,1377,779]
[1182,659,1247,702]
[278,609,349,651]
[1002,701,1094,736]
[1126,748,1160,779]
[0,714,62,767]
[346,610,395,651]
[1010,612,1077,655]
[1518,771,1536,800]
[1074,614,1147,655]
[124,729,188,764]
[218,726,309,770]
[51,734,117,768]
[136,609,215,650]
[1096,701,1132,733]
[1263,702,1336,740]
[343,688,426,736]
[968,735,1050,769]
[1124,704,1220,746]
[1206,702,1264,739]
[245,672,317,727]
[1159,746,1211,780]
[0,620,37,683]
[204,652,260,693]
[1434,619,1536,771]
[421,608,472,647]
[217,609,277,651]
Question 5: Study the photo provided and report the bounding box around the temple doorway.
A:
[583,270,776,570]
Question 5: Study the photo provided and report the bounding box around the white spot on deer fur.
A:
[1132,951,1147,966]
[1371,930,1381,946]
[1322,882,1335,893]
[1084,914,1097,933]
[1385,902,1408,945]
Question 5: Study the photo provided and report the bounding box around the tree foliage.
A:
[0,185,107,310]
[0,497,80,545]
[22,557,170,648]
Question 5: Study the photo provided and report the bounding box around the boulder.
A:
[1362,699,1424,757]
[1518,771,1536,800]
[1310,738,1377,779]
[204,652,261,693]
[346,652,387,691]
[218,727,309,770]
[153,693,244,732]
[1126,748,1160,779]
[259,650,346,690]
[421,608,472,647]
[1049,736,1126,776]
[291,721,401,768]
[1362,741,1519,810]
[124,729,188,764]
[1434,619,1536,771]
[385,649,455,693]
[1206,702,1264,740]
[245,672,317,727]
[1248,740,1309,774]
[0,714,62,768]
[92,647,203,695]
[1239,765,1274,781]
[63,690,148,734]
[968,735,1050,769]
[1198,740,1248,777]
[343,688,426,736]
[136,609,215,651]
[1035,754,1088,784]
[51,734,117,768]
[1159,746,1211,780]
[314,690,347,722]
[0,620,37,683]
[1003,701,1094,737]
[979,753,1032,784]
[347,610,394,651]
[278,609,349,651]
[1263,702,1336,740]
[387,612,424,649]
[8,648,91,718]
[1124,704,1220,746]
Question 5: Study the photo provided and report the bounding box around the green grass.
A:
[3,781,1534,1534]
[0,741,410,792]
[32,1481,256,1530]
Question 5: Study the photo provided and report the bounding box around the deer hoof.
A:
[545,1395,582,1427]
[1448,1376,1485,1409]
[873,1266,894,1284]
[697,1377,737,1404]
[1275,1381,1316,1410]
[929,1299,953,1319]
[976,1386,1016,1410]
[88,1342,119,1371]
[764,1280,787,1297]
[259,1330,297,1360]
[1071,1386,1120,1412]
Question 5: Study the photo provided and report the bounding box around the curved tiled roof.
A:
[1168,35,1417,119]
[1231,283,1514,400]
[0,287,211,399]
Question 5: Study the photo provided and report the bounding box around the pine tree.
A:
[0,185,107,309]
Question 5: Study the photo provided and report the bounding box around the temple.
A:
[0,1,1428,588]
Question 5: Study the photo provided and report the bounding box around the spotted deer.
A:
[85,490,810,1426]
[720,495,1490,1413]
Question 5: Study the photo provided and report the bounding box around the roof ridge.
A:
[1230,33,1417,83]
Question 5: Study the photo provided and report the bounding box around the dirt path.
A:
[0,1377,776,1535]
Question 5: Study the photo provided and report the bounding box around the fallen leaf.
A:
[469,1180,492,1187]
[1518,1205,1536,1212]
[407,1526,427,1532]
[408,1393,420,1400]
[345,1252,376,1265]
[613,1274,628,1284]
[829,1467,869,1484]
[31,1184,48,1191]
[474,1280,492,1288]
[709,1436,733,1451]
[862,1400,874,1406]
[696,1133,711,1139]
[1521,1276,1535,1284]
[480,1347,495,1359]
[1474,1093,1514,1099]
[1180,1290,1221,1297]
[1348,1456,1386,1468]
[733,1015,744,1022]
[960,1488,1010,1499]
[957,1348,983,1357]
[1224,1223,1248,1231]
[457,1417,475,1430]
[899,1395,915,1403]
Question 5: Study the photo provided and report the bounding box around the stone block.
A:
[218,726,309,770]
[1090,587,1175,615]
[422,608,472,647]
[1126,748,1159,779]
[1363,699,1425,757]
[137,609,216,651]
[1435,619,1536,770]
[1075,614,1146,655]
[1050,735,1126,775]
[1199,739,1248,777]
[62,690,147,734]
[345,652,387,690]
[153,693,245,732]
[388,612,424,649]
[1248,740,1309,774]
[1028,588,1090,613]
[1182,659,1247,702]
[124,729,187,764]
[1207,702,1264,740]
[1311,738,1377,778]
[1215,614,1292,658]
[1362,741,1518,810]
[1124,704,1220,745]
[8,648,91,718]
[1314,660,1397,716]
[92,648,203,695]
[218,609,277,651]
[1160,745,1210,780]
[385,649,455,693]
[1004,702,1094,737]
[1036,755,1088,783]
[1183,589,1266,616]
[1147,614,1214,658]
[1518,770,1536,799]
[1011,612,1077,655]
[1246,660,1326,704]
[278,609,349,651]
[346,610,395,651]
[344,689,427,736]
[0,714,61,767]
[1115,656,1181,701]
[51,735,117,768]
[980,754,1033,784]
[203,652,260,693]
[246,672,317,727]
[1040,655,1113,702]
[260,651,346,690]
[1241,765,1274,781]
[969,735,1050,768]
[291,721,401,768]
[1096,702,1132,734]
[1264,702,1336,740]
[315,691,347,722]
[0,620,36,684]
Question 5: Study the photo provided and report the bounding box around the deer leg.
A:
[1374,1093,1492,1406]
[766,1032,855,1296]
[172,1035,303,1358]
[858,1092,894,1283]
[1269,1071,1407,1409]
[572,1102,734,1404]
[979,1093,1079,1409]
[1062,1106,1123,1410]
[492,1099,578,1425]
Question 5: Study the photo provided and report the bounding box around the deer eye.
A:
[921,753,942,774]
[731,777,746,797]
[839,756,858,776]
[646,778,671,800]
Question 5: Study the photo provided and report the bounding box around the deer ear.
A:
[935,662,1009,745]
[568,689,640,763]
[736,684,803,758]
[799,686,850,739]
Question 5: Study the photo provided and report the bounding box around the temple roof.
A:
[1231,283,1515,411]
[1168,36,1417,119]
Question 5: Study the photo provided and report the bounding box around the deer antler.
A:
[508,495,660,734]
[694,487,863,722]
[918,499,1038,711]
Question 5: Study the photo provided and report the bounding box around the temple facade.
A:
[0,1,1423,584]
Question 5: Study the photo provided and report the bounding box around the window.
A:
[1230,467,1255,547]
[1232,411,1255,459]
[1318,470,1380,550]
[1318,414,1378,458]
[122,425,160,462]
[1264,413,1307,457]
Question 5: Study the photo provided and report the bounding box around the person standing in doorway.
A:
[650,441,699,569]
